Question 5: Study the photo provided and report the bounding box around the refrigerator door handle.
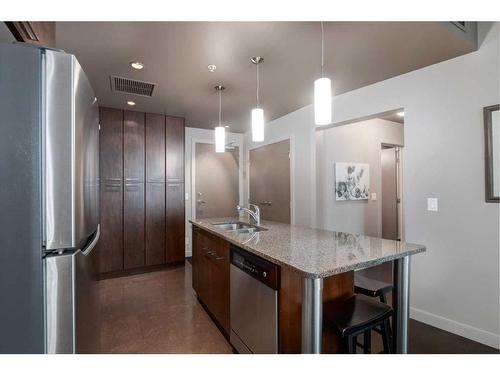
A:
[81,224,100,257]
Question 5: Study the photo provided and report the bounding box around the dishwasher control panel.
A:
[230,245,279,290]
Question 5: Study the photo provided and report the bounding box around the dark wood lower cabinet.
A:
[206,242,230,334]
[123,183,145,269]
[278,267,353,353]
[166,183,185,264]
[192,227,208,302]
[192,227,230,336]
[146,182,166,266]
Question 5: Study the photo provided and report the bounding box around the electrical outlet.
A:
[371,193,377,201]
[185,193,189,201]
[427,198,438,212]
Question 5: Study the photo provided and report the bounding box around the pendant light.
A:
[314,22,332,125]
[214,85,226,153]
[251,56,264,142]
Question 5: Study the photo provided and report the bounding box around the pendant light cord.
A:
[321,21,324,77]
[256,62,260,108]
[218,89,222,126]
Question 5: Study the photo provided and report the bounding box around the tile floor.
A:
[98,262,232,354]
[98,262,498,354]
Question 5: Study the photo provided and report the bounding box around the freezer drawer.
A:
[45,227,100,354]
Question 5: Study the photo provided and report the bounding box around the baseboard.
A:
[410,307,500,349]
[98,262,185,280]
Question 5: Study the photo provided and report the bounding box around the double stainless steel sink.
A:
[212,221,267,234]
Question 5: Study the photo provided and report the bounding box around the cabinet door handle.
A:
[147,177,164,183]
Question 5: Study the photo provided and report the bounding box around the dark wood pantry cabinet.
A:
[123,110,146,270]
[96,107,185,278]
[97,108,124,273]
[145,113,166,266]
[166,182,185,263]
[146,182,166,266]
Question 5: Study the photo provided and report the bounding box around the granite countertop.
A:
[190,217,426,279]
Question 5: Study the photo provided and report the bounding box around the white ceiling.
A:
[55,22,475,133]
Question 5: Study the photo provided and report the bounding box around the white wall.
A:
[243,23,500,348]
[316,118,404,237]
[184,127,244,256]
[244,107,317,227]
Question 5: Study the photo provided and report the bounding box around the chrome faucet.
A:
[236,204,261,226]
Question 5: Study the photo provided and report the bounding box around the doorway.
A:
[195,143,239,219]
[249,139,291,223]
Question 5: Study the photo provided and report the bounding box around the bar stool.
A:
[354,274,393,303]
[354,273,393,348]
[324,294,393,354]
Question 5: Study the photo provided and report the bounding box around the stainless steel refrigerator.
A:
[0,42,100,354]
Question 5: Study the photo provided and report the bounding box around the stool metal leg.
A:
[346,336,355,354]
[363,330,371,354]
[379,292,393,340]
[393,256,411,353]
[381,319,392,354]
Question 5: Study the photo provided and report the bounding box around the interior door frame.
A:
[246,135,295,225]
[185,128,245,256]
[379,142,405,241]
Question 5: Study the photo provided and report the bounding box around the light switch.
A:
[371,193,377,201]
[427,198,438,212]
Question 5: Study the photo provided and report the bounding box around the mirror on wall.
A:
[484,104,500,203]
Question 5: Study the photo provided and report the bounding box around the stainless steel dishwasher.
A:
[230,245,279,354]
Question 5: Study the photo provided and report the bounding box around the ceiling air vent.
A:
[110,75,156,97]
[451,22,467,32]
[17,22,39,41]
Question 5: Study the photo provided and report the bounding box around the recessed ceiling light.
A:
[208,64,217,73]
[397,111,405,117]
[224,125,229,128]
[129,61,144,70]
[127,100,136,106]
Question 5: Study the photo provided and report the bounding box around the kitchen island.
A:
[190,217,426,354]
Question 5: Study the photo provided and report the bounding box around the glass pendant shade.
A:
[251,108,264,142]
[314,77,332,125]
[215,126,225,153]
